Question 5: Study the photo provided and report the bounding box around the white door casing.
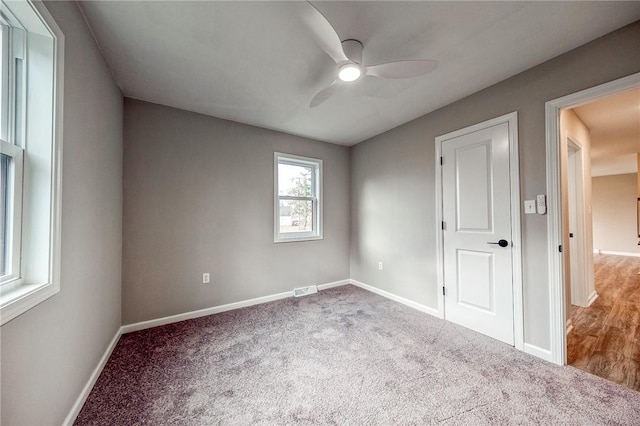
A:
[435,112,523,348]
[567,142,587,307]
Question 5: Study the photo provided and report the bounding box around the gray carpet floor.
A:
[75,285,640,425]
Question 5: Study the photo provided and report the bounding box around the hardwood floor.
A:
[567,254,640,391]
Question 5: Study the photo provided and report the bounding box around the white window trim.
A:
[274,152,323,243]
[1,139,23,285]
[0,0,64,326]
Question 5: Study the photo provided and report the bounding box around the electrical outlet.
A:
[378,262,383,271]
[202,273,210,284]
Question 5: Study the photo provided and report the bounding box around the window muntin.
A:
[274,153,322,242]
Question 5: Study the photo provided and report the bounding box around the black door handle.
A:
[487,239,509,248]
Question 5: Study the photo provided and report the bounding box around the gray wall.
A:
[351,22,640,351]
[0,2,123,425]
[593,173,639,253]
[122,99,350,324]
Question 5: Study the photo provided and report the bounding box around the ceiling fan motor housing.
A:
[342,39,363,64]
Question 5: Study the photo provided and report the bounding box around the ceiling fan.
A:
[302,1,439,108]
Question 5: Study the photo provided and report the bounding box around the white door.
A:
[440,121,515,345]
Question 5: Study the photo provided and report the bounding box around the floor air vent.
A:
[293,285,318,297]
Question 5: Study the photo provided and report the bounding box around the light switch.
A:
[524,200,536,214]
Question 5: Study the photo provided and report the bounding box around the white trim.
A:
[0,140,24,285]
[434,112,524,350]
[597,250,640,258]
[122,279,349,333]
[524,343,553,362]
[507,113,524,351]
[545,72,640,366]
[317,279,350,290]
[62,327,122,426]
[434,134,445,318]
[350,279,443,319]
[566,135,593,308]
[0,0,65,326]
[566,318,574,335]
[122,290,293,334]
[586,291,598,307]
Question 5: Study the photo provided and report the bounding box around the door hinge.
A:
[442,286,446,296]
[440,156,444,165]
[559,245,563,253]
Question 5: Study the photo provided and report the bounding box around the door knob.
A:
[487,239,509,247]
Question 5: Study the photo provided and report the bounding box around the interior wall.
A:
[592,173,639,254]
[0,2,123,425]
[122,99,350,325]
[350,21,640,351]
[560,109,594,312]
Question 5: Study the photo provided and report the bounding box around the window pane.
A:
[278,163,313,197]
[1,153,8,276]
[279,199,313,234]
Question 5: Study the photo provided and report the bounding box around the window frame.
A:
[274,152,323,243]
[0,8,26,287]
[0,0,64,326]
[1,140,23,285]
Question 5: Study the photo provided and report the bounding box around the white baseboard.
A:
[349,279,443,319]
[317,279,351,290]
[566,318,574,335]
[595,250,640,257]
[524,343,553,362]
[586,291,598,307]
[63,327,123,426]
[122,291,292,334]
[122,279,351,334]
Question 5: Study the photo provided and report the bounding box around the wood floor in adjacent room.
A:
[567,254,640,391]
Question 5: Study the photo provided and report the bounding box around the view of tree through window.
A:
[278,163,313,233]
[275,153,322,242]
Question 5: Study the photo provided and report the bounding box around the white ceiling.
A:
[78,1,640,146]
[573,88,640,177]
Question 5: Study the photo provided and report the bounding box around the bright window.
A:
[274,153,322,242]
[0,0,63,325]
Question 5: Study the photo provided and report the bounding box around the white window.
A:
[274,152,322,243]
[0,0,63,325]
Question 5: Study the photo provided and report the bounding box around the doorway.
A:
[435,112,524,349]
[565,136,596,312]
[545,72,640,366]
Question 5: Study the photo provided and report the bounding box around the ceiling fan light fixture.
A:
[338,63,362,82]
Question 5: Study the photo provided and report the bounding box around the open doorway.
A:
[553,81,640,390]
[565,87,640,390]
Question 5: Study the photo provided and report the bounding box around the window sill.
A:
[0,281,59,325]
[274,234,323,244]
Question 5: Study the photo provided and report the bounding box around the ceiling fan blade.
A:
[365,60,439,79]
[300,1,348,64]
[310,79,340,108]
